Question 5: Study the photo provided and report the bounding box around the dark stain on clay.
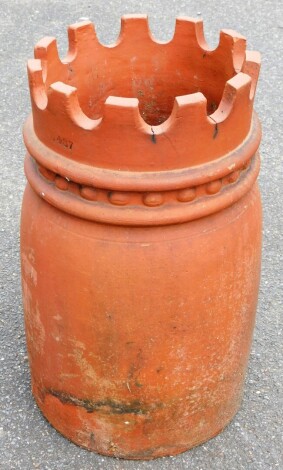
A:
[46,388,163,415]
[89,432,95,448]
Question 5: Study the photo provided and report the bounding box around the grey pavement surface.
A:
[0,0,282,469]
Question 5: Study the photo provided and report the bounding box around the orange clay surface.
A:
[21,15,262,459]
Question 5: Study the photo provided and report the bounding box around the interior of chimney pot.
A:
[56,55,235,126]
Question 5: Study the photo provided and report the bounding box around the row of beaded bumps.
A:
[37,158,251,207]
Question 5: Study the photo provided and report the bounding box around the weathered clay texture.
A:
[21,15,262,459]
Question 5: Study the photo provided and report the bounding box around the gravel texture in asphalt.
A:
[0,1,282,469]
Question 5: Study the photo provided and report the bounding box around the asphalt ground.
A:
[0,1,282,469]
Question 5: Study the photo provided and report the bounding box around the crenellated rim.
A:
[25,15,261,172]
[28,63,254,131]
